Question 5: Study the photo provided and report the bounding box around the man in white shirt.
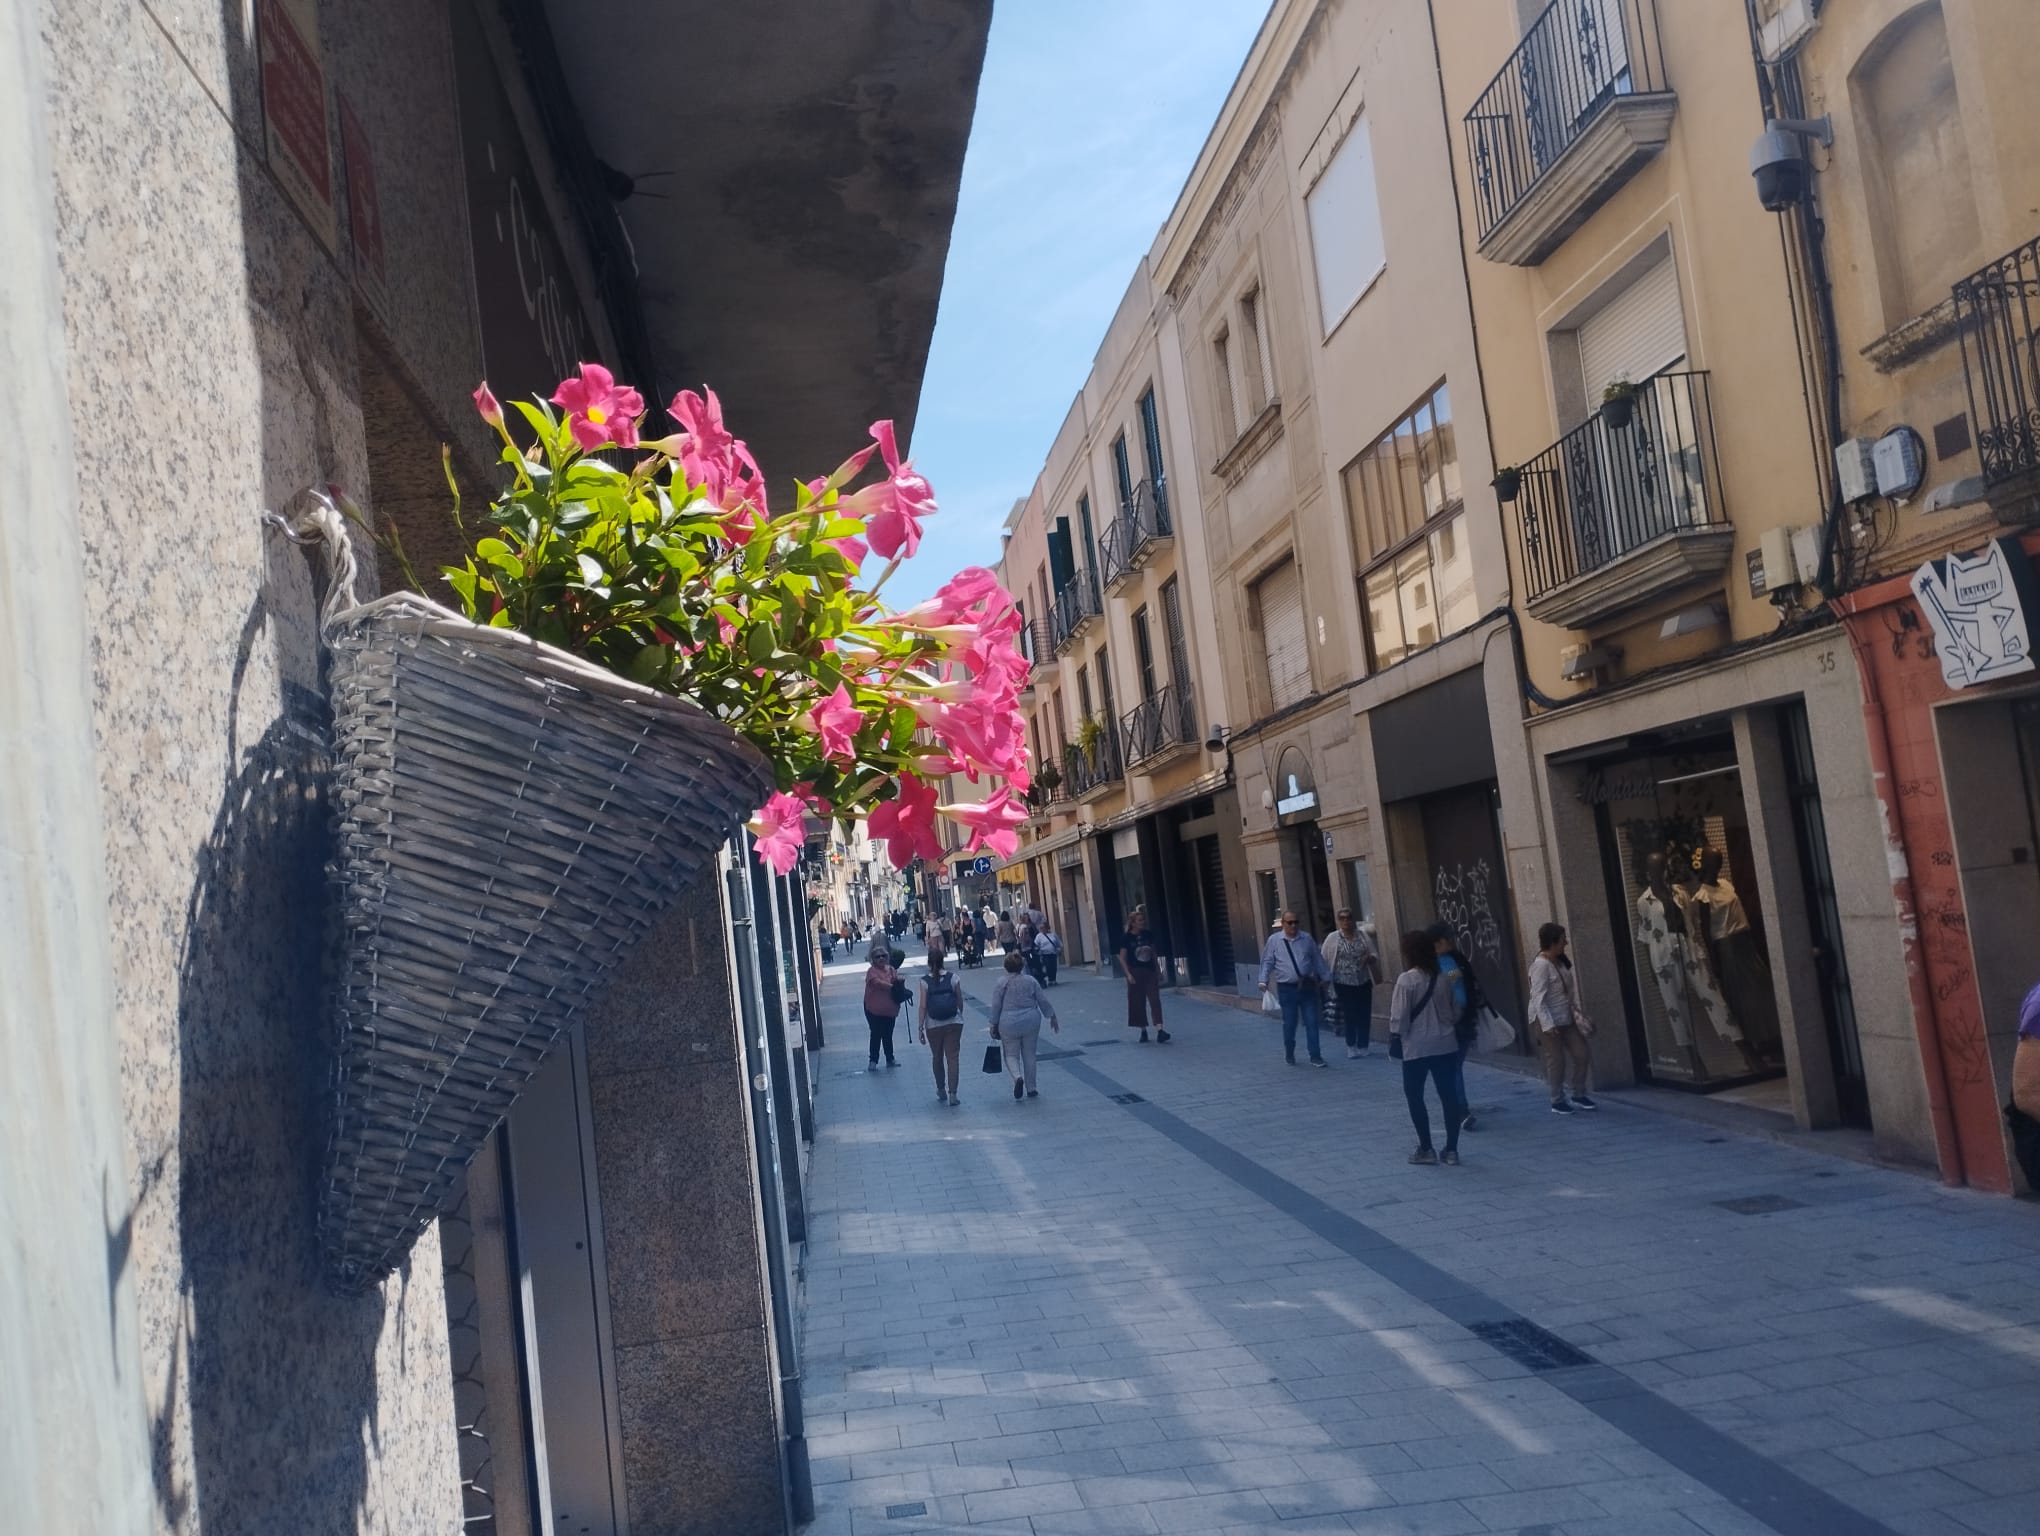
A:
[1259,911,1332,1067]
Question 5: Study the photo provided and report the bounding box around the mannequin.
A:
[1634,850,1738,1051]
[1693,848,1780,1061]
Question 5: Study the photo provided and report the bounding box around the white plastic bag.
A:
[1474,1006,1516,1053]
[1261,988,1281,1015]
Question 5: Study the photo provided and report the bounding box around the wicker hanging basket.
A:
[275,496,773,1292]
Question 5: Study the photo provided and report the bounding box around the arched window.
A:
[1850,2,1982,328]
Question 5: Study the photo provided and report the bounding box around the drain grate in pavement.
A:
[1109,1091,1145,1105]
[885,1502,927,1519]
[1714,1193,1806,1215]
[1468,1318,1594,1371]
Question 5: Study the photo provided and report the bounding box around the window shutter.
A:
[1577,255,1687,399]
[1257,562,1311,710]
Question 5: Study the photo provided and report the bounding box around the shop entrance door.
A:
[1292,822,1336,937]
[1421,782,1525,1030]
[1780,703,1870,1128]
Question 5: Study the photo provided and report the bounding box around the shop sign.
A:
[336,90,390,328]
[1911,536,2039,690]
[1055,844,1084,869]
[1577,766,1659,806]
[256,0,336,249]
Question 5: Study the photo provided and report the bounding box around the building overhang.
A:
[1524,526,1736,632]
[1475,95,1677,269]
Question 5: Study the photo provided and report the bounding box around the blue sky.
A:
[895,0,1271,606]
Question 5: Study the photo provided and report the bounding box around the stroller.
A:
[958,928,984,968]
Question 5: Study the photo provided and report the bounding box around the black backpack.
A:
[926,973,960,1021]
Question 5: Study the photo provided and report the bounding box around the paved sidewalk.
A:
[797,962,2040,1536]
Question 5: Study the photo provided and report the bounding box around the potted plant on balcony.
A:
[1490,465,1523,503]
[277,366,1031,1291]
[1038,761,1063,792]
[1600,378,1638,431]
[1075,714,1106,768]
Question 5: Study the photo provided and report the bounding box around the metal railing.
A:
[1098,479,1173,588]
[1049,568,1103,652]
[1017,618,1054,687]
[1464,0,1668,241]
[1955,233,2040,489]
[1120,683,1198,768]
[1063,723,1123,797]
[1515,369,1725,600]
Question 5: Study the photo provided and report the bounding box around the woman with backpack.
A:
[862,943,906,1072]
[1389,930,1469,1165]
[919,954,968,1106]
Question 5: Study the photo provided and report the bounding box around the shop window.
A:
[1256,869,1282,933]
[1339,857,1374,925]
[1850,3,1982,328]
[1591,736,1788,1089]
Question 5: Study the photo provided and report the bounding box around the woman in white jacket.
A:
[1527,922,1596,1115]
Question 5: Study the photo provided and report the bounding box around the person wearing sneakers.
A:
[1389,930,1469,1165]
[1122,906,1171,1044]
[1528,922,1597,1115]
[1260,910,1333,1066]
[987,950,1060,1100]
[919,952,968,1106]
[861,943,905,1071]
[1427,923,1487,1132]
[1323,908,1382,1059]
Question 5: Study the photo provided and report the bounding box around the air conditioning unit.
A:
[1836,439,1877,503]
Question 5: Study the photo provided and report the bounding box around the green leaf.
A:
[444,561,479,611]
[625,643,670,684]
[576,552,606,586]
[745,624,776,664]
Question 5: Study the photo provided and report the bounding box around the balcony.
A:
[1050,568,1103,654]
[1063,724,1124,802]
[1465,0,1674,267]
[1098,479,1174,593]
[1515,370,1732,630]
[1017,618,1053,701]
[1120,683,1198,770]
[1955,234,2040,522]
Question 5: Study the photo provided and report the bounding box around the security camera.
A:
[1751,116,1831,213]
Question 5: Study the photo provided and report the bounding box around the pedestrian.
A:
[1323,907,1383,1058]
[1033,924,1062,985]
[1390,930,1469,1165]
[926,919,948,965]
[861,942,905,1071]
[987,950,1059,1100]
[1528,922,1597,1115]
[919,952,967,1106]
[995,909,1019,954]
[2008,977,2040,1188]
[1427,922,1486,1131]
[1260,909,1333,1066]
[1122,905,1171,1043]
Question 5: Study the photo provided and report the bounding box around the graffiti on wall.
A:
[1434,858,1503,969]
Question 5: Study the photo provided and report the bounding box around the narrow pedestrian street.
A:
[799,963,2040,1536]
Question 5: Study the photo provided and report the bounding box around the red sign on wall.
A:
[257,0,336,248]
[337,89,390,325]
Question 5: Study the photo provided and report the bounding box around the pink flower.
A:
[472,381,504,428]
[808,684,863,763]
[827,533,868,572]
[670,387,768,518]
[749,791,810,874]
[939,786,1030,860]
[841,420,936,560]
[552,363,644,451]
[866,773,944,869]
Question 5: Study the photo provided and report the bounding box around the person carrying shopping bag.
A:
[1259,910,1332,1066]
[919,952,967,1106]
[1322,908,1383,1058]
[1389,930,1469,1165]
[1528,923,1597,1115]
[986,951,1059,1101]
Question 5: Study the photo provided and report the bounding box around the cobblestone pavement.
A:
[796,961,2040,1536]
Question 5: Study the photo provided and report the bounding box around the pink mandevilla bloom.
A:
[472,381,504,428]
[866,774,944,870]
[808,684,863,763]
[939,787,1030,861]
[669,387,768,519]
[842,420,936,560]
[551,363,644,451]
[749,791,810,875]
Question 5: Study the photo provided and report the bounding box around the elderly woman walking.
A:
[1389,930,1469,1165]
[987,951,1060,1101]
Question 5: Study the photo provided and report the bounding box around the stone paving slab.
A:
[796,963,2040,1535]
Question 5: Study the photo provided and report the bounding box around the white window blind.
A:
[1305,112,1386,335]
[1577,254,1687,398]
[1256,561,1311,710]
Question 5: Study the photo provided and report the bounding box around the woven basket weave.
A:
[292,505,772,1291]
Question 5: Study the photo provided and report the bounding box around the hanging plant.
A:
[392,368,1033,875]
[1490,465,1522,503]
[1600,378,1637,431]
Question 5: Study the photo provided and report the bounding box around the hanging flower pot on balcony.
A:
[1490,466,1522,503]
[1600,380,1638,431]
[279,368,1033,1292]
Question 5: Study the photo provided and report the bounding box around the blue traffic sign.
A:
[971,856,992,875]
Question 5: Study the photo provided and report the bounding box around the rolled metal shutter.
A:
[1257,561,1311,709]
[1578,254,1687,397]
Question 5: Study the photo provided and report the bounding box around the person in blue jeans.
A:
[1259,910,1333,1066]
[1391,930,1469,1164]
[1428,922,1486,1132]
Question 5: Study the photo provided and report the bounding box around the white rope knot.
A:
[263,485,363,631]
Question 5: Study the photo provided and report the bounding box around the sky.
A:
[893,0,1273,607]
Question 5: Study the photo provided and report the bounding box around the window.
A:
[1138,387,1165,491]
[1344,382,1476,671]
[1076,666,1093,722]
[1132,607,1157,700]
[1252,559,1312,710]
[1051,687,1067,760]
[1096,644,1118,737]
[1213,327,1237,439]
[1305,111,1385,334]
[1239,288,1274,414]
[1076,493,1098,578]
[1160,577,1188,689]
[1257,870,1282,933]
[1339,857,1374,924]
[1111,433,1134,518]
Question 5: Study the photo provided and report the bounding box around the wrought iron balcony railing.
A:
[1955,233,2040,492]
[1515,369,1726,604]
[1464,0,1670,255]
[1050,568,1103,653]
[1063,724,1123,799]
[1120,683,1198,769]
[1017,618,1054,695]
[1098,479,1174,590]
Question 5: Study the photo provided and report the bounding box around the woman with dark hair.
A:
[1390,930,1468,1165]
[1528,922,1595,1114]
